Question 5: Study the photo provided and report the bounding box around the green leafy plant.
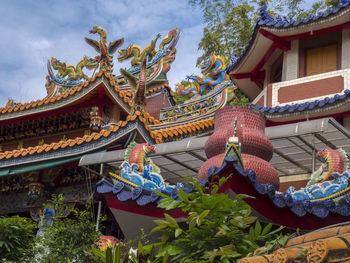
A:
[36,194,102,263]
[0,215,36,262]
[90,241,169,263]
[149,176,285,262]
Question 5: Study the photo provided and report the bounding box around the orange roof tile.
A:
[145,83,171,96]
[0,109,159,161]
[238,223,350,263]
[151,117,214,144]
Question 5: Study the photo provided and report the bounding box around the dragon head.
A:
[51,57,65,75]
[199,52,217,75]
[89,25,107,40]
[117,45,132,61]
[168,27,179,38]
[142,143,156,154]
[84,56,99,69]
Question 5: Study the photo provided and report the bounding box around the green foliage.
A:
[190,0,255,64]
[151,176,285,262]
[173,91,193,105]
[0,215,36,262]
[190,0,340,64]
[229,89,250,106]
[173,80,196,105]
[37,194,102,263]
[90,241,168,263]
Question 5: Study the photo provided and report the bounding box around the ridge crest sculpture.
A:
[110,141,183,191]
[85,25,124,72]
[45,25,124,97]
[117,27,180,77]
[286,148,350,201]
[176,52,234,102]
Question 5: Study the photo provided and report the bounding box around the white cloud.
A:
[0,0,204,105]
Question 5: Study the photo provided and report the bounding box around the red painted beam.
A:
[230,70,266,90]
[230,72,252,79]
[251,43,278,76]
[259,29,291,51]
[283,21,350,41]
[229,43,276,90]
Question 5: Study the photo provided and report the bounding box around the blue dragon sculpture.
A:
[177,52,231,97]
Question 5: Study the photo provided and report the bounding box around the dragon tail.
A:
[337,148,349,171]
[176,83,200,96]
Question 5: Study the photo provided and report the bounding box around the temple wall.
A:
[342,28,350,69]
[145,93,171,120]
[284,40,299,81]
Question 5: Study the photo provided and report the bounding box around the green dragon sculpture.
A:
[85,25,124,72]
[117,33,161,66]
[50,56,98,81]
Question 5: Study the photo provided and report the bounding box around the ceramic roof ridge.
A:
[250,89,350,114]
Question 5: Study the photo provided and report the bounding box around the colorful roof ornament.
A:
[85,25,124,73]
[117,27,180,77]
[45,25,124,97]
[45,56,99,96]
[177,52,235,103]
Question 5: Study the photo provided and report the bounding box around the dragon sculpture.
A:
[117,33,161,66]
[85,25,124,72]
[120,38,168,114]
[117,28,180,75]
[45,25,123,97]
[177,52,231,97]
[50,56,98,81]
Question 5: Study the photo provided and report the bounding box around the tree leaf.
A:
[175,228,183,238]
[164,213,178,227]
[255,221,262,236]
[261,223,272,236]
[177,188,189,203]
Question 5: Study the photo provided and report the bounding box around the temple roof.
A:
[226,1,350,100]
[251,89,350,122]
[0,110,158,171]
[258,1,350,29]
[227,1,350,73]
[151,117,214,144]
[0,70,132,121]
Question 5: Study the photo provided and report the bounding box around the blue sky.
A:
[0,0,204,105]
[0,0,319,106]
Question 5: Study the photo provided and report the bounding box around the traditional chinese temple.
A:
[83,1,350,261]
[3,1,350,261]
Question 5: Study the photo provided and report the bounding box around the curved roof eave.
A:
[250,89,350,122]
[0,71,132,123]
[227,2,350,74]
